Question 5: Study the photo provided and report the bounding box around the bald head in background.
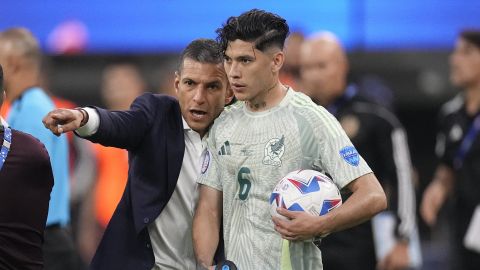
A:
[300,32,349,106]
[0,28,42,102]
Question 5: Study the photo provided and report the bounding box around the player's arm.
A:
[420,164,455,226]
[274,172,386,240]
[193,184,223,268]
[320,172,387,234]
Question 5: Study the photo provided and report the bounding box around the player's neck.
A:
[464,82,480,116]
[246,81,287,112]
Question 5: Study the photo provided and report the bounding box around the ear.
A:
[271,51,285,73]
[225,83,234,104]
[174,71,180,95]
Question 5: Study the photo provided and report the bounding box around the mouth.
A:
[231,83,246,92]
[189,109,208,120]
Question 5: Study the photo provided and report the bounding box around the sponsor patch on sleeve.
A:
[339,146,359,167]
[201,150,211,174]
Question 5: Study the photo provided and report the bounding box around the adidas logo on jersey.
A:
[218,141,231,155]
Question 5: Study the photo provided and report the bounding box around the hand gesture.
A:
[42,109,84,136]
[271,208,324,241]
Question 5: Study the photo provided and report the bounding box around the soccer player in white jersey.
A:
[193,9,387,270]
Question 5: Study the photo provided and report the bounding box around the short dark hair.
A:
[178,39,223,72]
[460,29,480,49]
[216,9,290,53]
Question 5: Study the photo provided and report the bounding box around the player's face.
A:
[300,42,346,106]
[224,39,278,102]
[450,38,480,88]
[175,59,232,137]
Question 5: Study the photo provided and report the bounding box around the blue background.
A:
[1,0,479,53]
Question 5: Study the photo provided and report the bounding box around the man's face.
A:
[299,41,346,106]
[450,37,480,88]
[223,39,277,102]
[175,58,231,137]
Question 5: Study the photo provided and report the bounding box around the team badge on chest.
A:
[263,135,285,167]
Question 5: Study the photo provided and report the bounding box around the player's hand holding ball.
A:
[270,170,342,241]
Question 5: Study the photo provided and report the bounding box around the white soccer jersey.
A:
[198,89,372,270]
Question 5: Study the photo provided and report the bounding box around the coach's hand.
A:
[43,109,84,136]
[272,208,326,241]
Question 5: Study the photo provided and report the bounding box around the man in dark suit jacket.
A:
[43,39,233,270]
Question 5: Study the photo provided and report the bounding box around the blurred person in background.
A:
[0,64,54,269]
[154,58,178,97]
[43,39,232,270]
[300,32,419,270]
[76,62,146,264]
[280,31,304,90]
[420,30,480,270]
[39,60,97,269]
[0,28,77,270]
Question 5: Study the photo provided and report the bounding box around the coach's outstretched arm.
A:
[43,93,166,150]
[272,173,387,241]
[193,185,223,269]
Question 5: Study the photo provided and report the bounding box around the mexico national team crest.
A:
[263,135,285,167]
[339,146,359,167]
[201,150,210,174]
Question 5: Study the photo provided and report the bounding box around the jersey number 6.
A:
[237,167,252,200]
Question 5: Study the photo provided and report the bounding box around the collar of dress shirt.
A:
[182,117,191,131]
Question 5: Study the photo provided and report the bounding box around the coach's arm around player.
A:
[272,172,387,241]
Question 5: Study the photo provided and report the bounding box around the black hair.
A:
[460,29,480,49]
[178,39,223,71]
[216,9,289,53]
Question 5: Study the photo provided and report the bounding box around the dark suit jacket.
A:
[88,93,188,270]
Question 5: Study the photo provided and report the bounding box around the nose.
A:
[227,61,241,79]
[193,86,207,104]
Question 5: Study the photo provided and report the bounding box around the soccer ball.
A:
[269,169,342,220]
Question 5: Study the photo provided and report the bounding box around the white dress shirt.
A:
[76,109,203,270]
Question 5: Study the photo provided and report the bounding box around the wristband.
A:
[215,260,237,270]
[74,107,89,127]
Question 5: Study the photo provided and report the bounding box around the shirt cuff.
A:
[75,107,99,136]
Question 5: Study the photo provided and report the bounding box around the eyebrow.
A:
[224,53,256,61]
[224,44,258,61]
[205,80,223,87]
[205,79,222,86]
